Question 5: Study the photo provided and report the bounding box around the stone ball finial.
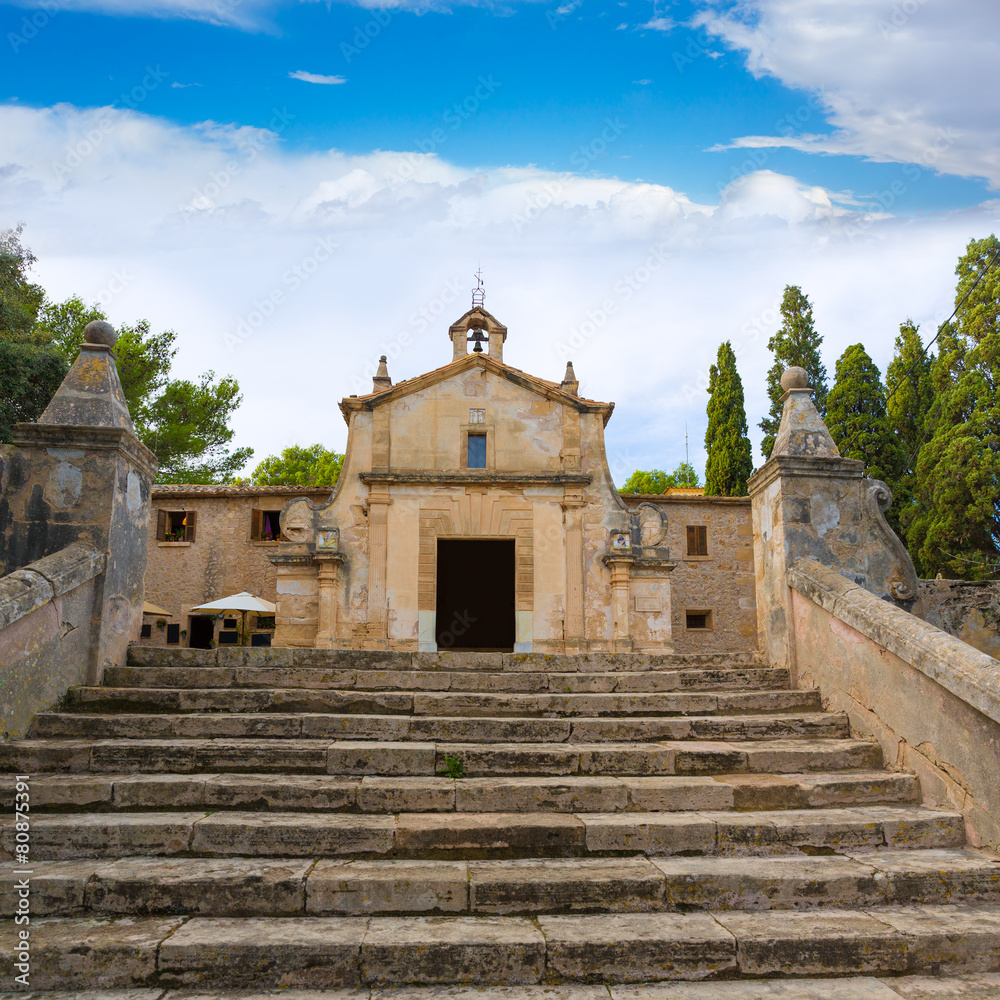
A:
[84,320,117,348]
[780,366,810,392]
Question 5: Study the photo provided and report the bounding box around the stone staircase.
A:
[2,647,999,993]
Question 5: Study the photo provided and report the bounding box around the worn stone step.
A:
[1,805,964,860]
[4,904,1000,989]
[11,849,997,919]
[103,665,792,693]
[63,687,819,719]
[0,737,880,776]
[28,710,848,743]
[1,770,919,815]
[126,647,767,672]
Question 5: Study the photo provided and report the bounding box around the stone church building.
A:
[266,305,756,653]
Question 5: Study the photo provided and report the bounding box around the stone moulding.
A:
[0,542,104,631]
[862,479,919,602]
[787,557,1000,726]
[359,472,593,487]
[11,423,158,480]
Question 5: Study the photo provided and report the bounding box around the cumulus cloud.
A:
[3,101,996,478]
[289,71,348,85]
[695,0,1000,187]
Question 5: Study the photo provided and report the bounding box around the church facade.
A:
[268,305,756,653]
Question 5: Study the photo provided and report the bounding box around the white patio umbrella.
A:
[188,591,277,646]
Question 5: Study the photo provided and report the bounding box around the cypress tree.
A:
[704,341,753,496]
[884,320,935,530]
[905,234,1000,579]
[825,344,906,514]
[759,285,829,459]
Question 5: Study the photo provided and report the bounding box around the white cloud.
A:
[633,78,653,85]
[170,82,202,89]
[695,0,1000,187]
[289,71,348,86]
[3,101,997,479]
[639,15,674,31]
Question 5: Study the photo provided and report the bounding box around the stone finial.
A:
[37,319,135,432]
[560,361,580,396]
[372,355,392,393]
[84,320,117,349]
[780,366,810,394]
[770,366,840,460]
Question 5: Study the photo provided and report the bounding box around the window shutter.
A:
[697,526,708,556]
[686,525,697,556]
[185,510,197,543]
[251,508,261,541]
[157,509,167,541]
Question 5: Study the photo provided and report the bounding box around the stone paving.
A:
[1,649,999,991]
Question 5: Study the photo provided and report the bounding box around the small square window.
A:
[252,509,283,542]
[166,623,181,644]
[467,432,487,469]
[158,509,196,542]
[469,408,485,424]
[686,525,709,557]
[218,631,240,645]
[685,610,713,630]
[140,623,152,639]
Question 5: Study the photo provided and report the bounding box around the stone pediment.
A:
[339,352,614,425]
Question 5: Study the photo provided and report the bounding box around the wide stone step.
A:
[4,904,999,988]
[126,648,767,672]
[1,806,965,860]
[1,770,919,814]
[8,849,997,918]
[28,710,847,743]
[0,737,880,776]
[63,687,821,718]
[103,664,792,693]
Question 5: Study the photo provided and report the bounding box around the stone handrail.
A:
[0,543,105,631]
[788,558,1000,726]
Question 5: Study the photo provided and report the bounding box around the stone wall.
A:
[143,485,331,646]
[913,579,1000,660]
[0,543,104,739]
[620,495,757,654]
[788,558,1000,852]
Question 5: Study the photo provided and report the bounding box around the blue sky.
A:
[2,0,999,477]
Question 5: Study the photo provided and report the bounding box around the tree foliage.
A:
[0,340,67,443]
[885,320,935,526]
[620,463,700,494]
[759,285,828,459]
[249,444,345,487]
[704,341,753,496]
[904,235,1000,579]
[825,343,905,492]
[0,224,45,343]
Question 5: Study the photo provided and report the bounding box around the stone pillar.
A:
[607,556,633,652]
[0,321,158,684]
[271,555,319,648]
[315,554,343,649]
[365,490,392,648]
[562,495,586,651]
[748,367,919,673]
[488,329,504,363]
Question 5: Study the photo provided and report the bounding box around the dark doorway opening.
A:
[436,539,516,651]
[188,615,215,649]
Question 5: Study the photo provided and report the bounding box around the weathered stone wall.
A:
[913,579,1000,660]
[621,495,757,654]
[0,543,103,739]
[788,558,1000,851]
[143,486,331,645]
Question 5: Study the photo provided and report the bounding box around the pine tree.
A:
[704,341,753,496]
[884,320,934,528]
[759,285,828,459]
[825,344,905,513]
[905,234,1000,579]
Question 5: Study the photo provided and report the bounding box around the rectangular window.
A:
[469,408,486,424]
[166,623,181,644]
[140,623,152,639]
[685,610,713,630]
[467,432,487,469]
[218,631,240,645]
[223,618,238,628]
[686,525,709,557]
[251,632,272,647]
[252,508,283,541]
[157,510,196,542]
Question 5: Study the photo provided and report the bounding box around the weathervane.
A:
[472,267,485,309]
